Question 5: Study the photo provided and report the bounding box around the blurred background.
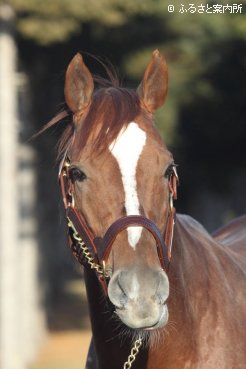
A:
[0,0,245,368]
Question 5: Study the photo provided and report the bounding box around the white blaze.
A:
[109,122,146,249]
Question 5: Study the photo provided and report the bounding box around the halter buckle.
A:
[61,158,75,208]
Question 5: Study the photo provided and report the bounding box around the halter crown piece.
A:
[59,157,178,294]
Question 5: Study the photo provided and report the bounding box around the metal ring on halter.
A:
[68,190,75,208]
[102,260,111,279]
[169,193,173,211]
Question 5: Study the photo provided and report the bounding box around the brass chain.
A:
[123,336,143,369]
[67,217,109,277]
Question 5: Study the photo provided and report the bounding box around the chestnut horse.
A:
[50,50,245,369]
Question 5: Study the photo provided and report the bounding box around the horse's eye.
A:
[69,167,87,182]
[164,164,176,179]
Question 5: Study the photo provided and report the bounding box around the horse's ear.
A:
[64,53,94,115]
[137,50,168,113]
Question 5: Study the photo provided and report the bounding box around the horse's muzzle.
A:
[108,267,169,330]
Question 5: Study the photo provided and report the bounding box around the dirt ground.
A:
[29,278,91,369]
[29,330,91,369]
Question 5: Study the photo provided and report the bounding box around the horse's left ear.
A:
[64,53,94,115]
[137,50,168,113]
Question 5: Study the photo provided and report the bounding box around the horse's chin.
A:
[143,304,169,331]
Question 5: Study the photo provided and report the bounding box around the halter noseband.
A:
[59,157,178,294]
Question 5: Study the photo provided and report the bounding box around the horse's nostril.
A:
[108,272,128,309]
[155,272,169,305]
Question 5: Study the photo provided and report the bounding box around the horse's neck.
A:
[171,213,243,292]
[167,214,244,343]
[170,214,235,316]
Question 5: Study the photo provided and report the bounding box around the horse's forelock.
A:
[72,86,142,155]
[48,75,145,160]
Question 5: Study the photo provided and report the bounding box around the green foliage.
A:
[7,0,154,44]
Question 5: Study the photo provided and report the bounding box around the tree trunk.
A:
[0,4,46,369]
[0,4,21,369]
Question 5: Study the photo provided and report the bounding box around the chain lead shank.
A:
[67,217,109,277]
[123,337,143,369]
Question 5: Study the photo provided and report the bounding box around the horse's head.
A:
[61,50,177,331]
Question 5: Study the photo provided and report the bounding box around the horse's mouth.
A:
[115,303,169,331]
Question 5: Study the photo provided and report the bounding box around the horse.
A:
[47,50,245,369]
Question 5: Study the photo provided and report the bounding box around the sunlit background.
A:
[0,1,245,368]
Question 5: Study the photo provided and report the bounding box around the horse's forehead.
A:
[109,122,147,164]
[108,121,168,183]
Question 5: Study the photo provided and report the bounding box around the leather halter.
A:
[59,157,178,293]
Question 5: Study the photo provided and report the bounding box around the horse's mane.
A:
[40,67,144,159]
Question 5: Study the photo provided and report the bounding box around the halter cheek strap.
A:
[59,157,178,293]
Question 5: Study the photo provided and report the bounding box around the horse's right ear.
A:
[64,53,94,115]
